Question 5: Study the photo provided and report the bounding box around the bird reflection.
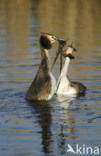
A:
[28,100,53,154]
[56,96,77,154]
[28,96,80,155]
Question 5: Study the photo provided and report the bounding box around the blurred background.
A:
[0,0,101,156]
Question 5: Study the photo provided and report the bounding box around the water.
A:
[0,0,101,156]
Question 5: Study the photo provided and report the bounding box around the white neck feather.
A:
[56,57,77,96]
[60,57,70,77]
[56,57,70,93]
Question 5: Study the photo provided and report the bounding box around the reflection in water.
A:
[56,97,77,154]
[28,100,53,154]
[0,0,101,156]
[28,97,77,155]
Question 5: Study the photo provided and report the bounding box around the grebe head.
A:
[40,32,57,49]
[62,45,77,59]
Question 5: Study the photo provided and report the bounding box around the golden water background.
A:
[0,0,101,156]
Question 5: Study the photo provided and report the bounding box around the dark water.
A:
[0,0,101,156]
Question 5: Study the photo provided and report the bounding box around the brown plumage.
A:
[25,33,57,101]
[71,81,86,96]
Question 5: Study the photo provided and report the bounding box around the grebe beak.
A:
[57,38,67,45]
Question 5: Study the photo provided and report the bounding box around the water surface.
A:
[0,0,101,156]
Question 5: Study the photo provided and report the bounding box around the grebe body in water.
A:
[56,46,86,97]
[26,33,57,101]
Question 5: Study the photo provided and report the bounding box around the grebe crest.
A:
[62,45,77,59]
[40,33,57,49]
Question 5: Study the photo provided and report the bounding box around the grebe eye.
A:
[74,48,77,52]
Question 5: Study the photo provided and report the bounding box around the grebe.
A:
[55,45,86,97]
[26,33,58,101]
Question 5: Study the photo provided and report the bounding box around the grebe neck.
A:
[60,57,70,77]
[40,46,51,70]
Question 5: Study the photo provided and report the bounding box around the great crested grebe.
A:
[26,33,58,101]
[55,45,86,97]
